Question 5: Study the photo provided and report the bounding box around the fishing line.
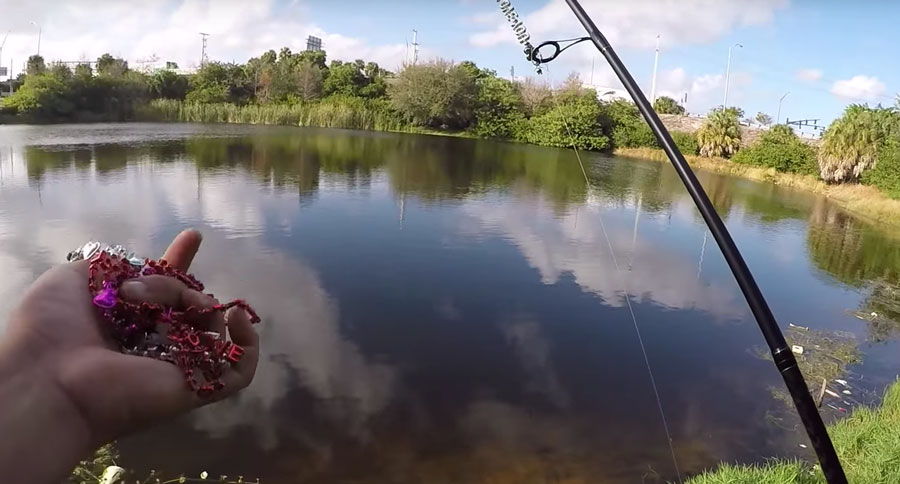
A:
[697,230,708,280]
[542,62,683,484]
[495,2,848,482]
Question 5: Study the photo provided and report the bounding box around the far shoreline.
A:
[615,146,900,231]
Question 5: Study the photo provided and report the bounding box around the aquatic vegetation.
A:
[686,379,900,483]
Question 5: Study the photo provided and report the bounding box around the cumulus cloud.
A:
[650,68,750,113]
[466,10,502,25]
[0,0,418,74]
[470,0,787,51]
[794,68,823,82]
[831,75,886,101]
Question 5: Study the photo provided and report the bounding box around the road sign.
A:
[0,67,7,77]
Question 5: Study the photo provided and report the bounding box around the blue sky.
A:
[2,0,897,125]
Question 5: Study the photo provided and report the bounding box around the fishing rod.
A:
[495,0,848,482]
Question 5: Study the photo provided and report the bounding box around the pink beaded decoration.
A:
[88,252,260,396]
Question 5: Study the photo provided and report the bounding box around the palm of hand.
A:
[6,231,257,446]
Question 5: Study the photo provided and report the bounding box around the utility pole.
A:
[510,65,515,81]
[199,33,210,67]
[777,91,790,124]
[411,29,419,65]
[649,34,660,102]
[723,43,742,109]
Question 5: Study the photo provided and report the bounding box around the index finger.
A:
[160,229,203,272]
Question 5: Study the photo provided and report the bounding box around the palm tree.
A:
[697,110,742,158]
[818,105,900,182]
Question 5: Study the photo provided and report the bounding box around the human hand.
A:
[0,230,259,483]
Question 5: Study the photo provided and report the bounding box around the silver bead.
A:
[81,241,101,260]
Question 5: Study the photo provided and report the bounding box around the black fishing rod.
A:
[497,0,848,482]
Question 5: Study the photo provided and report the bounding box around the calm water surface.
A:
[1,123,899,483]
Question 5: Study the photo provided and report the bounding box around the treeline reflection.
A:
[22,131,900,293]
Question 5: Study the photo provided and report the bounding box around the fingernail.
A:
[120,280,149,300]
[187,228,203,241]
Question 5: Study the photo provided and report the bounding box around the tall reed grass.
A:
[137,96,408,132]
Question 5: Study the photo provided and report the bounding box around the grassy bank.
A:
[687,380,900,484]
[616,147,900,229]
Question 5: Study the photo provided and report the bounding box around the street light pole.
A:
[0,30,9,83]
[649,34,660,102]
[30,21,42,56]
[722,43,742,109]
[777,91,790,124]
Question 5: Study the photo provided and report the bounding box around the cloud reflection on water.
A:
[462,193,743,319]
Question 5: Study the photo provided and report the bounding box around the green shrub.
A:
[732,125,818,175]
[862,140,900,199]
[519,96,609,151]
[671,131,699,155]
[473,76,525,139]
[388,59,478,129]
[612,122,658,149]
[602,99,658,149]
[1,73,74,118]
[653,96,685,115]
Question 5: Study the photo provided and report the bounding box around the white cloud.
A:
[466,10,501,25]
[689,73,724,94]
[794,68,823,82]
[469,0,787,50]
[0,0,419,74]
[650,68,750,113]
[830,75,886,101]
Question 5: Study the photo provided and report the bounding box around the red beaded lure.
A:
[88,251,260,396]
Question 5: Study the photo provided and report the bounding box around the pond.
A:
[1,123,899,483]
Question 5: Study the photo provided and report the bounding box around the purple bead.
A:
[93,281,118,309]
